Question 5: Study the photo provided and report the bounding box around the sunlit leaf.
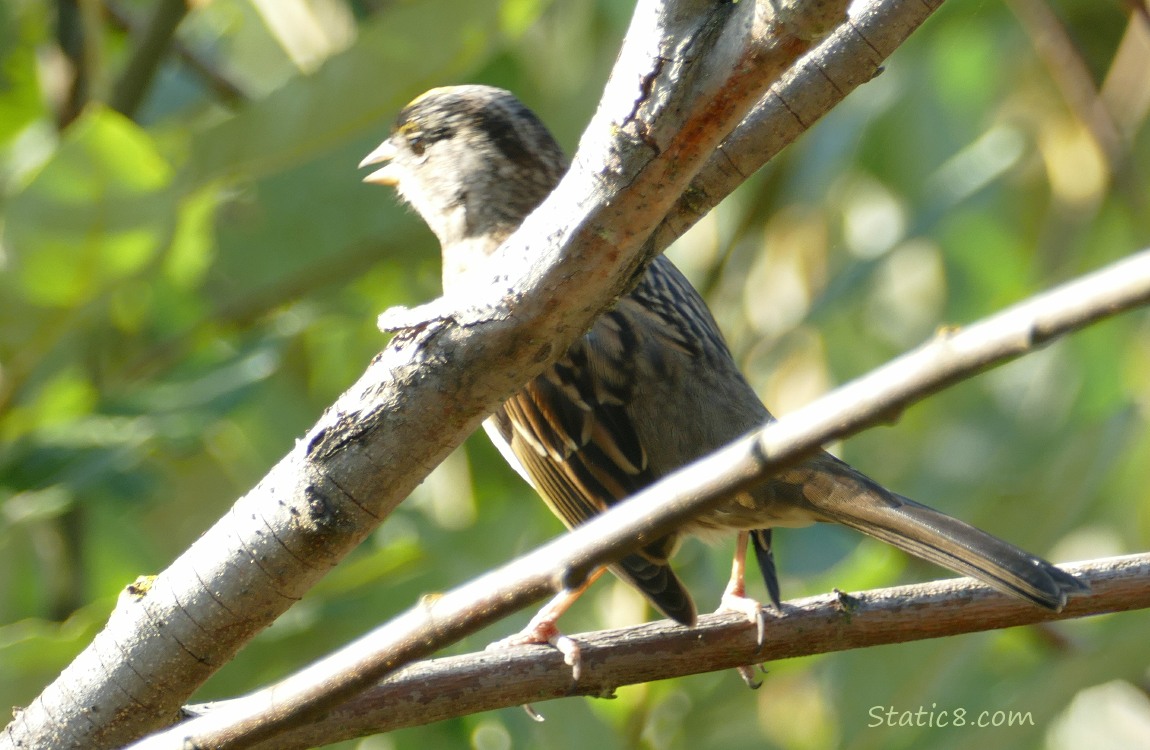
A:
[4,107,175,306]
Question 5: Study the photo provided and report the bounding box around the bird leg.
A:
[717,531,768,688]
[487,566,607,682]
[719,531,768,643]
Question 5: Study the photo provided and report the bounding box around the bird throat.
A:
[440,231,508,297]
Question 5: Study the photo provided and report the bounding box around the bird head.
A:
[360,85,568,251]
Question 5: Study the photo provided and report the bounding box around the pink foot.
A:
[719,590,767,647]
[488,618,584,682]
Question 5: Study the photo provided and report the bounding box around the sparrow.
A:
[359,84,1087,676]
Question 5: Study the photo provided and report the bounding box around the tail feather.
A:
[818,482,1087,611]
[751,529,783,610]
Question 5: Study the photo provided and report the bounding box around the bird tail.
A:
[807,462,1088,611]
[751,528,783,609]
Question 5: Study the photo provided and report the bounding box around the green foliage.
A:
[1,1,1148,749]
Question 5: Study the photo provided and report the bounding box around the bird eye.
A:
[408,134,425,156]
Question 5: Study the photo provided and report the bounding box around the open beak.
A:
[359,139,399,185]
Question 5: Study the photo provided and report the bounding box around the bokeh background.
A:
[2,1,1149,748]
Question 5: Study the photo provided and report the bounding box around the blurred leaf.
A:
[185,0,539,188]
[0,2,46,145]
[0,602,110,711]
[24,367,98,427]
[3,106,175,307]
[164,183,220,289]
[2,486,73,525]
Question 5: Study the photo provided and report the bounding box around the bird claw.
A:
[488,619,584,719]
[717,592,768,688]
[736,664,764,689]
[719,591,767,647]
[487,620,584,682]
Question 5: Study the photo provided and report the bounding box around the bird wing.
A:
[486,264,700,623]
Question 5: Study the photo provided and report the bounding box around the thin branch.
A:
[187,554,1150,750]
[654,0,940,248]
[104,0,248,108]
[55,0,91,128]
[107,0,190,118]
[128,249,1150,750]
[1007,0,1125,167]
